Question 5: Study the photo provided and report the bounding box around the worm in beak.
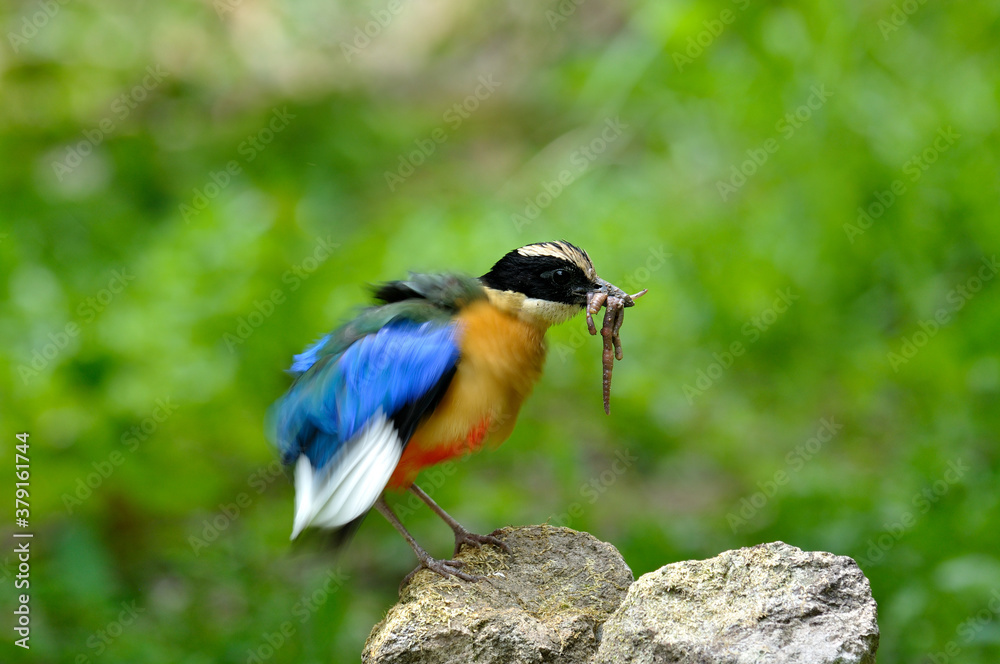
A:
[585,278,647,414]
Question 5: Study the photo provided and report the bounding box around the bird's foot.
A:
[453,527,511,557]
[406,485,512,558]
[400,554,479,594]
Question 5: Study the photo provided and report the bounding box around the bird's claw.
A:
[400,556,479,594]
[453,529,511,557]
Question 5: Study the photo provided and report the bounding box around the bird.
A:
[269,240,643,585]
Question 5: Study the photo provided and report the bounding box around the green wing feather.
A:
[298,272,486,373]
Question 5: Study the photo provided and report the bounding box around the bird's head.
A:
[480,240,637,328]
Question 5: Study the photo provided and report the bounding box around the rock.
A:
[596,541,879,664]
[363,525,634,664]
[364,533,879,664]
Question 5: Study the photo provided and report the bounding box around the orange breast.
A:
[387,300,547,489]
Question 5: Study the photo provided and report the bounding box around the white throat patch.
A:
[520,298,583,326]
[484,287,583,328]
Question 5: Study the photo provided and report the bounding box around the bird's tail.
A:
[289,412,402,539]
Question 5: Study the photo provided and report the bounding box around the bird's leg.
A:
[410,484,511,557]
[374,495,477,592]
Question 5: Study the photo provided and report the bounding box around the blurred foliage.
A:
[1,0,1000,661]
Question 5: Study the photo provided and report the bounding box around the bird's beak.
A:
[590,277,638,307]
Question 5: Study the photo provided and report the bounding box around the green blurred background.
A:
[2,0,999,661]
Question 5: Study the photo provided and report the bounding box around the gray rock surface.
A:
[596,541,879,664]
[363,525,634,664]
[364,531,879,664]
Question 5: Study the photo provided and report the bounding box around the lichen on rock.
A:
[363,531,879,664]
[363,524,634,664]
[595,541,879,664]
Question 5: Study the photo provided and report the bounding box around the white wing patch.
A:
[290,412,402,539]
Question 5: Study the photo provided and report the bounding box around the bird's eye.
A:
[546,269,570,286]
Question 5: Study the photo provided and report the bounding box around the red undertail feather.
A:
[387,417,491,489]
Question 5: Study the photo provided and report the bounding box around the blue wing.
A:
[273,319,460,469]
[288,333,332,374]
[269,319,461,536]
